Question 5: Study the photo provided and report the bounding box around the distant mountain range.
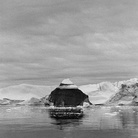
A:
[0,98,24,105]
[79,78,138,105]
[0,96,50,106]
[0,78,138,106]
[0,84,56,100]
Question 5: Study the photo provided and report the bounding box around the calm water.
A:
[0,106,138,138]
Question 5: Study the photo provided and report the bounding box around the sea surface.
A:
[0,106,138,138]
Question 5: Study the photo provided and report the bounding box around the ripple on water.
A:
[0,106,138,138]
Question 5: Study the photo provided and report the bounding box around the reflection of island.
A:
[118,107,138,129]
[51,118,83,130]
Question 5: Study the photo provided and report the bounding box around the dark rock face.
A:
[49,88,91,107]
[40,95,50,106]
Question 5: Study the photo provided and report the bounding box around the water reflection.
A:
[116,107,138,130]
[49,106,138,138]
[49,106,138,137]
[1,106,138,138]
[81,106,138,131]
[51,118,83,130]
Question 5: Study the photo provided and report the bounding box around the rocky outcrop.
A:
[49,79,92,107]
[40,95,50,106]
[107,80,138,105]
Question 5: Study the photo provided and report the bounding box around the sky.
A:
[0,0,138,88]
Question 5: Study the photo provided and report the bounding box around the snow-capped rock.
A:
[49,79,92,106]
[58,78,78,89]
[107,79,138,105]
[114,78,138,89]
[61,78,74,85]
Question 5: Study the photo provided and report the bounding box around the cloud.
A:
[0,0,138,87]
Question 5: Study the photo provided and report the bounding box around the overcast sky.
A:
[0,0,138,87]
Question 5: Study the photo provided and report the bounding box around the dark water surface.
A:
[0,106,138,138]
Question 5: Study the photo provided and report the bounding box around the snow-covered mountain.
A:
[79,82,119,104]
[0,78,138,105]
[79,78,138,105]
[0,84,56,100]
[107,78,138,105]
